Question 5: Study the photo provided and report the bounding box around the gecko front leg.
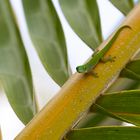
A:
[101,55,116,63]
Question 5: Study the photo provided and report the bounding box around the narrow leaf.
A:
[120,59,140,81]
[0,0,37,124]
[76,113,121,128]
[22,0,71,86]
[66,126,140,140]
[76,113,107,128]
[59,0,102,50]
[92,90,140,126]
[109,0,134,15]
[108,78,140,92]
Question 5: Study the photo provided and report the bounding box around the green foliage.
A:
[76,113,118,128]
[0,0,37,124]
[59,0,102,50]
[22,0,71,86]
[120,59,140,81]
[1,0,140,139]
[109,0,134,15]
[66,127,140,140]
[92,90,140,126]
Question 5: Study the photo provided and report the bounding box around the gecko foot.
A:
[101,55,116,63]
[89,71,99,78]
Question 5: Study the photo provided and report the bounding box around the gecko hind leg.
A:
[101,55,116,63]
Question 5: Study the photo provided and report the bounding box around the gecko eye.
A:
[76,65,87,73]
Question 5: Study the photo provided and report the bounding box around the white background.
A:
[0,0,137,139]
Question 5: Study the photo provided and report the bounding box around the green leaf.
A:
[76,113,122,128]
[109,0,134,15]
[22,0,71,86]
[66,126,140,140]
[92,90,140,126]
[107,78,140,92]
[120,59,140,81]
[0,0,37,124]
[76,113,108,128]
[59,0,102,50]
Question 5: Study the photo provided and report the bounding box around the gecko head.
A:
[76,65,87,73]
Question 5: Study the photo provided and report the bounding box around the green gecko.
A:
[76,25,131,74]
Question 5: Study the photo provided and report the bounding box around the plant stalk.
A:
[16,4,140,140]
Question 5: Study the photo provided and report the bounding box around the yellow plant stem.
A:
[16,4,140,140]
